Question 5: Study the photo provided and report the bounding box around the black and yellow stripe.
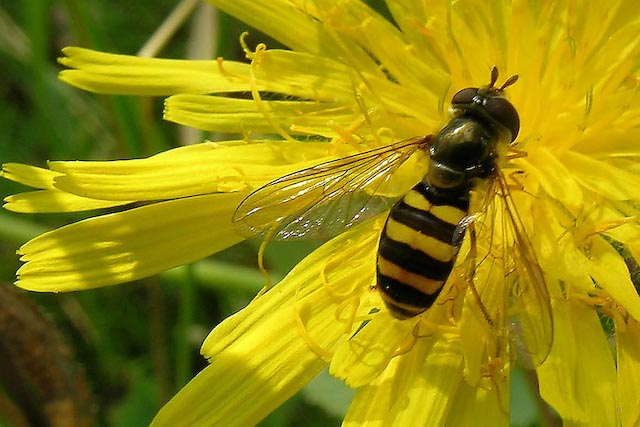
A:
[377,180,469,319]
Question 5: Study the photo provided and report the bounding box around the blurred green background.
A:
[0,1,546,426]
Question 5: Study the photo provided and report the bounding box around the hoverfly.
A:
[233,67,553,364]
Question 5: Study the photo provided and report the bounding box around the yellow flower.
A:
[3,0,640,426]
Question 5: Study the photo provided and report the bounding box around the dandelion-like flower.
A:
[3,1,640,426]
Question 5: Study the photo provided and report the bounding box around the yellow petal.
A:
[450,1,510,84]
[154,224,382,427]
[564,150,640,201]
[329,311,418,388]
[537,299,617,426]
[16,193,245,291]
[49,141,337,201]
[210,0,378,76]
[575,129,640,158]
[164,95,354,136]
[616,318,640,427]
[359,71,442,129]
[532,200,595,296]
[342,356,404,427]
[343,337,464,427]
[2,163,60,189]
[202,219,382,358]
[525,147,584,214]
[532,198,639,328]
[59,47,254,95]
[391,337,465,426]
[210,0,328,54]
[248,49,356,101]
[152,303,328,427]
[312,0,448,96]
[4,190,130,213]
[445,378,509,427]
[588,236,640,321]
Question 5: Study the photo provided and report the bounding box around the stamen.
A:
[241,33,298,144]
[334,297,363,334]
[394,330,418,356]
[295,301,333,360]
[573,290,630,325]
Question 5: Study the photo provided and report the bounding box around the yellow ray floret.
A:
[16,193,245,291]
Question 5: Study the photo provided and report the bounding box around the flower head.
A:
[3,0,640,426]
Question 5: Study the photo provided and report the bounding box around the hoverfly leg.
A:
[392,314,450,358]
[505,169,526,192]
[506,145,528,161]
[294,299,334,359]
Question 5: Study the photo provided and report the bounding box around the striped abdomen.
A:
[376,180,470,319]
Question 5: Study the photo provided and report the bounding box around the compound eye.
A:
[484,97,520,142]
[451,87,478,106]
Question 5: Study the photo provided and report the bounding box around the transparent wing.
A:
[459,172,553,368]
[233,136,432,240]
[496,172,554,366]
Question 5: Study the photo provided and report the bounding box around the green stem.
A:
[175,267,195,388]
[161,260,272,294]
